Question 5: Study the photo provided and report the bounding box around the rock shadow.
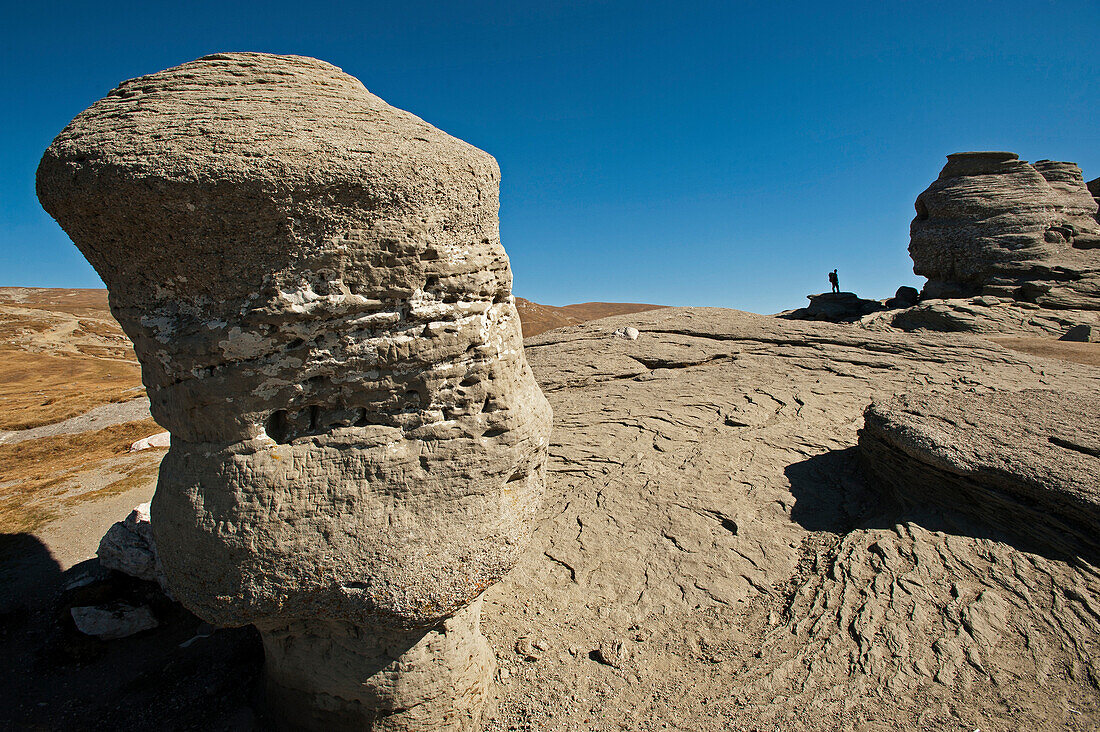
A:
[0,532,64,616]
[785,447,1085,565]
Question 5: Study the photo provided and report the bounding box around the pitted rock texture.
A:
[860,389,1100,563]
[474,307,1100,731]
[910,151,1100,309]
[37,52,552,631]
[1090,176,1100,227]
[38,52,550,731]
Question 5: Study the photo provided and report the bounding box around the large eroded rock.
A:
[37,52,551,731]
[910,151,1100,309]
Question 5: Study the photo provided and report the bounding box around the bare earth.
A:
[3,290,1100,730]
[515,298,665,337]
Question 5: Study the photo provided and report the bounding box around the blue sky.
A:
[3,1,1098,313]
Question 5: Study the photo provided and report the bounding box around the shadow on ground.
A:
[0,532,267,731]
[785,446,1083,565]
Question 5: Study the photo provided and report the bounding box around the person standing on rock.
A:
[829,269,840,293]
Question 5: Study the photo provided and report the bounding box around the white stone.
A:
[130,431,170,451]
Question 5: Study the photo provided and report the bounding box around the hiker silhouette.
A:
[828,269,839,293]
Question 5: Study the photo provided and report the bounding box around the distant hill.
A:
[514,298,665,337]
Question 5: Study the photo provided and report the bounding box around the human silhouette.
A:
[828,269,839,293]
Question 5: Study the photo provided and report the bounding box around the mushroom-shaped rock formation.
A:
[37,52,552,731]
[910,152,1100,308]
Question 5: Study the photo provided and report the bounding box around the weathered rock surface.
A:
[781,291,885,322]
[862,295,1099,336]
[38,52,551,731]
[860,389,1100,563]
[910,151,1100,309]
[471,307,1100,731]
[1089,176,1100,217]
[97,503,171,595]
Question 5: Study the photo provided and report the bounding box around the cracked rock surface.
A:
[479,307,1100,731]
[37,52,551,731]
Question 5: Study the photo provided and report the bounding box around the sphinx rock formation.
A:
[37,52,551,731]
[910,151,1100,308]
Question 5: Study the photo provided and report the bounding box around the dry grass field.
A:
[0,288,156,535]
[0,288,143,430]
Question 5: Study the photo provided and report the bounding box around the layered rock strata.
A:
[910,152,1100,309]
[860,389,1100,562]
[37,52,551,731]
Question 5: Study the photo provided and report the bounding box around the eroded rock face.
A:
[910,152,1100,309]
[38,52,551,730]
[1089,177,1100,224]
[860,389,1100,563]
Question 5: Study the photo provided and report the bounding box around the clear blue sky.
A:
[3,1,1098,313]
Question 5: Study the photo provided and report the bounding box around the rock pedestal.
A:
[782,292,885,322]
[37,52,551,731]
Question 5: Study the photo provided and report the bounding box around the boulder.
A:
[884,285,919,309]
[96,503,171,595]
[860,389,1100,562]
[38,52,551,731]
[612,326,640,340]
[129,431,170,451]
[70,602,159,640]
[782,292,885,322]
[910,152,1100,309]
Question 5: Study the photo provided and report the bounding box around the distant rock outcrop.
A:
[910,151,1100,309]
[781,292,885,322]
[38,52,551,731]
[884,285,919,309]
[860,389,1100,563]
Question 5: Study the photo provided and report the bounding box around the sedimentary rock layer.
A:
[478,307,1100,731]
[860,389,1100,562]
